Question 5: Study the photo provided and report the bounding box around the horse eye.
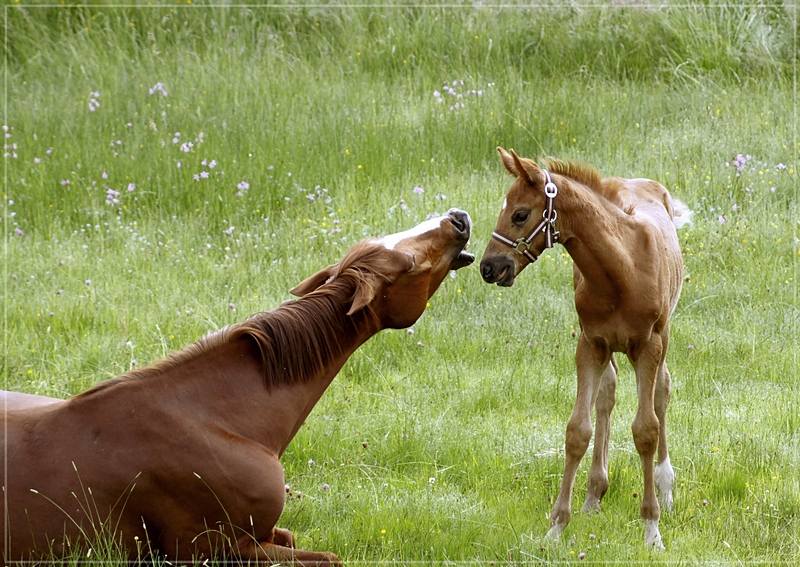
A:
[513,211,530,224]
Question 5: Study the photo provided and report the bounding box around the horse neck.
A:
[203,292,380,455]
[554,175,635,295]
[77,289,381,458]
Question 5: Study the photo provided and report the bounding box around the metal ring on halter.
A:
[513,238,531,254]
[543,209,558,223]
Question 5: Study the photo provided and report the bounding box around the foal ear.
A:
[289,265,337,297]
[498,147,519,177]
[509,149,542,185]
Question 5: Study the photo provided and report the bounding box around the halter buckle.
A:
[512,238,532,255]
[544,181,558,198]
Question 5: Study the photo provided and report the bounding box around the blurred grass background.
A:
[3,2,798,564]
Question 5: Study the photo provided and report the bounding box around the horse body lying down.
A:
[3,210,474,565]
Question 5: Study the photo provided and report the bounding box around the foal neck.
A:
[553,174,637,295]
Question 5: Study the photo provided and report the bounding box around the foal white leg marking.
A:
[377,216,445,250]
[545,524,564,541]
[654,456,675,512]
[644,519,665,550]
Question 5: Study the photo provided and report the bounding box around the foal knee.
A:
[631,414,659,456]
[565,417,592,458]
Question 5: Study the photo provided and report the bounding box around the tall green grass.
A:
[3,2,798,565]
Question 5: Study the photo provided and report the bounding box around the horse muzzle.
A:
[447,209,475,270]
[480,254,516,287]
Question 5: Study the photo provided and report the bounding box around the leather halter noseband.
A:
[491,169,559,263]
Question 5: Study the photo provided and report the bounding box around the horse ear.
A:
[346,250,415,316]
[289,265,337,297]
[498,147,519,176]
[509,149,541,185]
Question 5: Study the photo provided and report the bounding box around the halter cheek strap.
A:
[491,169,560,263]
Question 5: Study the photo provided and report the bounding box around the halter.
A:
[491,169,560,263]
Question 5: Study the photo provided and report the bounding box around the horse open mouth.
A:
[452,248,475,270]
[496,264,515,287]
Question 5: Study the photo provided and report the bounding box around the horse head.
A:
[480,147,555,287]
[291,208,474,329]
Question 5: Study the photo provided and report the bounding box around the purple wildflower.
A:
[193,174,200,181]
[105,189,120,205]
[180,142,193,153]
[14,228,24,237]
[228,302,236,309]
[102,171,108,179]
[775,163,787,170]
[413,187,424,195]
[149,82,168,97]
[224,226,235,235]
[60,179,71,186]
[127,183,135,192]
[34,157,40,164]
[208,160,217,168]
[200,171,209,179]
[85,279,92,286]
[237,181,250,191]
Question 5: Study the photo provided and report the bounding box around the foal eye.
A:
[513,211,530,224]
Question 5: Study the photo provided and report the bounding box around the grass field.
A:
[3,2,798,565]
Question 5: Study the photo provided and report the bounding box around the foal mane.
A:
[542,157,634,214]
[80,242,386,396]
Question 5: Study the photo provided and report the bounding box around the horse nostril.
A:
[448,209,470,235]
[480,262,494,281]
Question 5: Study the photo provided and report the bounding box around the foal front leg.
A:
[583,355,618,513]
[630,336,665,549]
[547,337,609,540]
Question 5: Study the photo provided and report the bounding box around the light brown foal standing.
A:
[480,149,691,549]
[2,210,474,565]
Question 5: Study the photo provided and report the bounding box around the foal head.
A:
[291,209,474,329]
[481,147,553,287]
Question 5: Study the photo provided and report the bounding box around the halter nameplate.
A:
[491,169,559,263]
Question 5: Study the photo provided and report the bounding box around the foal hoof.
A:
[582,497,602,514]
[545,524,564,541]
[644,520,665,551]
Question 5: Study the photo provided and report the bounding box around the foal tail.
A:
[671,198,693,230]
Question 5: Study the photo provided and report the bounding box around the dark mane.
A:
[541,157,634,214]
[79,241,388,395]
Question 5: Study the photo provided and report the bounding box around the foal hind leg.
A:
[653,361,674,512]
[547,337,609,540]
[583,355,618,513]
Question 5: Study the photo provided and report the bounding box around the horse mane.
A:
[79,241,386,396]
[541,157,635,215]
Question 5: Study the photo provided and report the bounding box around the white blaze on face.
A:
[501,198,507,210]
[377,215,445,250]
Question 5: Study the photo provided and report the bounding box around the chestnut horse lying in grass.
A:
[480,149,691,549]
[2,210,474,566]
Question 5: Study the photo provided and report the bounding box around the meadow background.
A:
[3,1,798,565]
